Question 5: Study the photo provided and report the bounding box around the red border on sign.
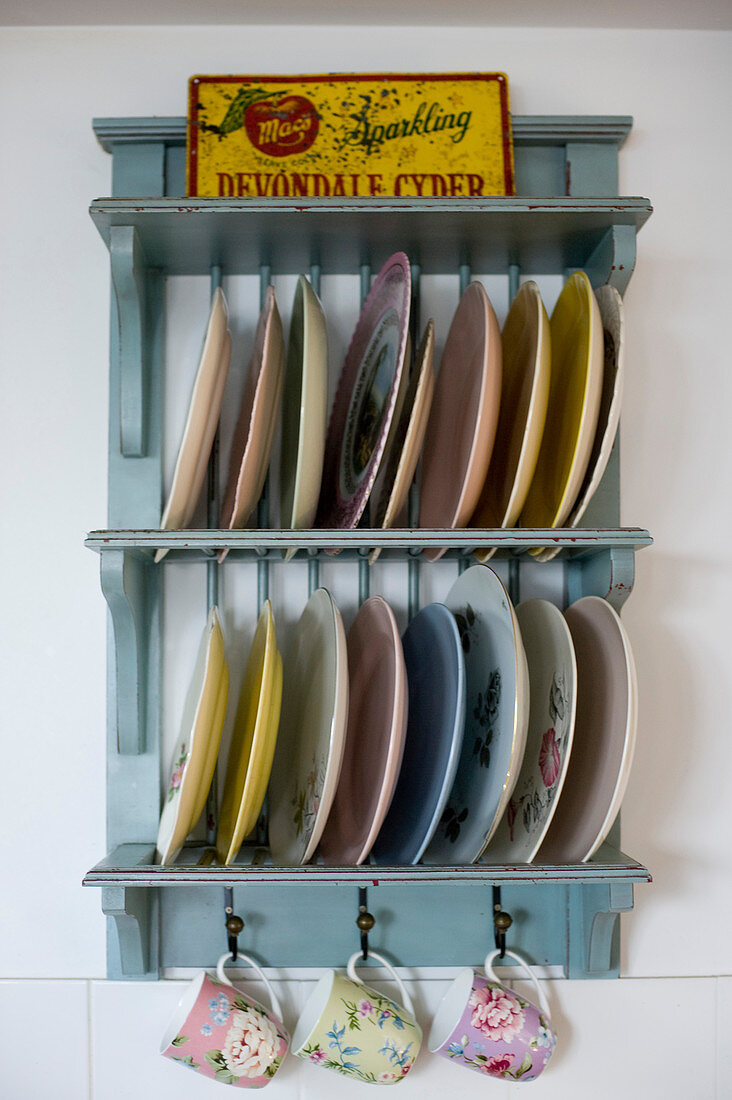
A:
[187,72,514,196]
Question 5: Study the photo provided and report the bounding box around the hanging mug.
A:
[429,948,556,1083]
[160,951,289,1087]
[292,950,422,1085]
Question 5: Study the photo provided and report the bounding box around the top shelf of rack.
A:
[89,196,652,277]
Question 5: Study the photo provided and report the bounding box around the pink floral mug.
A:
[428,948,556,1083]
[160,952,289,1087]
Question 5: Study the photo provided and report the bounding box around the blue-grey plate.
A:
[424,564,529,865]
[371,603,466,865]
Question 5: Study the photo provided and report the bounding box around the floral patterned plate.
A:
[538,595,638,863]
[216,601,283,865]
[482,599,577,863]
[268,588,348,866]
[319,597,408,866]
[424,565,529,865]
[371,603,465,865]
[156,287,231,563]
[316,253,411,529]
[156,606,229,865]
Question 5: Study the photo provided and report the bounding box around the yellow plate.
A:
[519,271,603,532]
[216,601,283,865]
[156,607,229,865]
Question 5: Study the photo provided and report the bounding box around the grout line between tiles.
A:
[87,979,94,1100]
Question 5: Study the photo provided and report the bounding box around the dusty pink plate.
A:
[318,596,408,866]
[316,253,411,529]
[419,281,502,561]
[219,285,285,560]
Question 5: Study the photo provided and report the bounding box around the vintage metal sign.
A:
[187,73,514,198]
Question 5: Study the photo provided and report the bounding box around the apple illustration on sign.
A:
[244,95,319,157]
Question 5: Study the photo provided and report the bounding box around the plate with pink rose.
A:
[482,599,577,863]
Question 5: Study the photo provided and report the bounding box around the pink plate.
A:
[316,253,411,529]
[419,281,502,561]
[318,597,408,866]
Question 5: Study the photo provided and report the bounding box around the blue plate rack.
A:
[83,112,652,981]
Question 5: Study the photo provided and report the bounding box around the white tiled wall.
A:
[3,17,732,1100]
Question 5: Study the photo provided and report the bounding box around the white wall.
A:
[1,23,730,1099]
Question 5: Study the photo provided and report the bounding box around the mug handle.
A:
[484,947,552,1023]
[346,950,415,1018]
[216,951,284,1021]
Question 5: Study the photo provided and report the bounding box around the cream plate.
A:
[471,281,550,562]
[219,284,285,560]
[216,601,283,866]
[424,565,529,865]
[482,599,577,863]
[280,275,328,558]
[519,271,603,536]
[419,282,502,561]
[156,606,229,866]
[535,283,626,562]
[369,322,435,563]
[268,588,349,866]
[319,596,408,866]
[156,288,231,563]
[538,595,638,863]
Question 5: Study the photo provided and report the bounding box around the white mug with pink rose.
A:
[429,948,556,1083]
[160,952,289,1087]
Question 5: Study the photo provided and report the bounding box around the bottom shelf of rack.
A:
[84,844,650,981]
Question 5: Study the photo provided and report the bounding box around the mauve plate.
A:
[424,565,528,865]
[219,284,285,557]
[319,597,408,866]
[482,599,577,863]
[538,595,638,863]
[419,282,502,561]
[317,253,411,529]
[268,588,349,866]
[471,281,550,562]
[372,603,465,865]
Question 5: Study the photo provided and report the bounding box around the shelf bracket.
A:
[582,224,637,296]
[102,884,157,979]
[110,225,148,457]
[100,549,151,754]
[566,546,636,612]
[567,881,634,978]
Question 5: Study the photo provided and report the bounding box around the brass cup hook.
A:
[224,886,245,961]
[492,885,513,959]
[356,886,375,961]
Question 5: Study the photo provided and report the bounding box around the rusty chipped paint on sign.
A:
[187,72,515,198]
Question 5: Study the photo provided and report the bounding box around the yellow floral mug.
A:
[292,950,422,1085]
[160,952,289,1087]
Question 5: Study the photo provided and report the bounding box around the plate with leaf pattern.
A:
[424,565,528,865]
[481,599,577,863]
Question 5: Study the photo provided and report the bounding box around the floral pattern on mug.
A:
[469,984,525,1042]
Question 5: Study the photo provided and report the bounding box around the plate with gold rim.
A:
[156,606,229,865]
[216,601,282,866]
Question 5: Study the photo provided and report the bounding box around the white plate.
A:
[482,599,577,862]
[268,588,349,866]
[538,596,638,863]
[424,565,529,865]
[156,607,229,865]
[156,288,230,562]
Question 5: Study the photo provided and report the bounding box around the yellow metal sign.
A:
[187,73,514,198]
